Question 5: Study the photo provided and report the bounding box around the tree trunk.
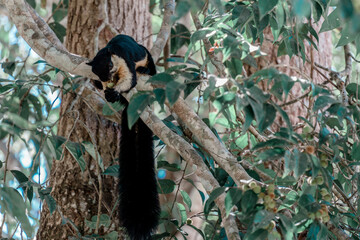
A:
[245,24,332,128]
[36,1,151,239]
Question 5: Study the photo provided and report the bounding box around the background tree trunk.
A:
[245,24,332,128]
[36,1,151,239]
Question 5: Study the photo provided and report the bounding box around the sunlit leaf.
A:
[180,190,192,211]
[258,0,278,19]
[127,92,154,129]
[0,187,33,237]
[225,188,242,215]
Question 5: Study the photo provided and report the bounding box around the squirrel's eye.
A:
[109,62,113,70]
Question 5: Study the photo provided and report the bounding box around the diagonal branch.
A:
[2,0,97,79]
[150,0,175,62]
[169,98,253,186]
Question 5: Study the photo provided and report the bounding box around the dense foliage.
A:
[1,0,360,239]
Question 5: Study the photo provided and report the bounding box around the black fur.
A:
[118,95,160,240]
[87,35,154,92]
[88,35,160,240]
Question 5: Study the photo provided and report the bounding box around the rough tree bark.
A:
[36,1,151,239]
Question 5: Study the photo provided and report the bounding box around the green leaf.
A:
[308,221,321,240]
[184,77,201,99]
[27,94,43,120]
[162,119,184,136]
[180,190,192,211]
[65,142,86,172]
[210,0,224,14]
[153,88,166,108]
[157,161,181,172]
[171,24,191,53]
[49,22,66,43]
[158,179,176,194]
[102,101,124,116]
[147,72,174,85]
[82,141,104,172]
[273,103,292,132]
[11,170,33,202]
[6,113,35,130]
[351,142,360,161]
[47,135,66,160]
[257,148,285,161]
[253,210,275,229]
[26,0,36,8]
[283,150,294,177]
[166,81,185,106]
[204,187,226,215]
[275,2,285,30]
[1,62,16,76]
[225,188,242,216]
[313,95,337,111]
[85,214,111,229]
[243,105,254,132]
[176,203,187,225]
[275,175,296,186]
[258,0,278,19]
[241,190,258,213]
[11,170,28,183]
[45,194,57,215]
[294,150,309,179]
[52,3,68,22]
[337,25,358,47]
[104,231,119,240]
[279,214,295,239]
[248,98,264,124]
[232,5,252,29]
[40,74,51,83]
[355,34,360,56]
[103,165,119,177]
[245,228,268,240]
[298,194,315,208]
[0,84,15,94]
[293,0,311,17]
[318,223,329,239]
[346,83,360,96]
[281,190,298,209]
[253,138,290,151]
[190,28,217,43]
[0,187,33,237]
[127,92,153,129]
[280,74,295,98]
[258,103,276,132]
[173,0,191,22]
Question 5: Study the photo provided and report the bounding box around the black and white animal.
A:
[87,34,159,240]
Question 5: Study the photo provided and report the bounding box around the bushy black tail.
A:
[118,97,160,240]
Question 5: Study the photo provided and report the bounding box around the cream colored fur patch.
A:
[104,54,149,92]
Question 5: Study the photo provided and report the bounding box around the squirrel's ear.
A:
[86,61,93,66]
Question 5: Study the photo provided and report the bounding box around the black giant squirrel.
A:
[87,34,159,240]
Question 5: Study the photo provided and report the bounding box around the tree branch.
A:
[169,99,253,186]
[2,0,97,79]
[150,0,175,62]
